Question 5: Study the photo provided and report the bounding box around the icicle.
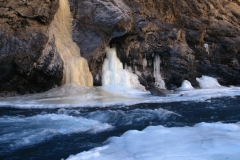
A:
[124,63,128,70]
[203,43,210,55]
[153,55,166,89]
[143,54,147,70]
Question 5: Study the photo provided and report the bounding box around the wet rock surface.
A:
[148,85,173,97]
[1,0,240,95]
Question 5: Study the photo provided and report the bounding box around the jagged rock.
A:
[68,0,133,83]
[69,0,132,58]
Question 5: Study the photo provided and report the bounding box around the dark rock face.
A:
[0,0,63,95]
[71,0,240,88]
[69,0,133,85]
[69,0,132,58]
[147,84,173,96]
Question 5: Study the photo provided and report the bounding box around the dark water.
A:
[1,96,240,160]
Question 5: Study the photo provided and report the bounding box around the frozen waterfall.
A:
[102,47,145,91]
[51,0,93,86]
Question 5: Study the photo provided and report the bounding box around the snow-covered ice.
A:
[0,75,240,109]
[67,122,240,160]
[1,84,240,109]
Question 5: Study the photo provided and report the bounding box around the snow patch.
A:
[67,122,240,160]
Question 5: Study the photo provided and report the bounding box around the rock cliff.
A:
[70,0,240,88]
[1,0,240,95]
[0,0,62,95]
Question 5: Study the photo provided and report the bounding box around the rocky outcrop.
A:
[147,83,173,96]
[1,0,240,95]
[0,0,62,95]
[69,0,133,85]
[71,0,240,88]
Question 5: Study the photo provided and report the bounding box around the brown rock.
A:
[71,0,240,88]
[0,0,63,95]
[1,0,240,95]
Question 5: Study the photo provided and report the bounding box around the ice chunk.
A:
[67,122,240,160]
[196,76,221,89]
[178,80,194,90]
[204,43,210,55]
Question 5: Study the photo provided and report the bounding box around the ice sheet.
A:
[67,122,240,160]
[1,84,240,108]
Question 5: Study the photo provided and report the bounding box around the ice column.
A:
[153,55,166,89]
[102,47,145,91]
[51,0,93,86]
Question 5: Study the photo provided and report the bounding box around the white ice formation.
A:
[196,76,222,89]
[178,80,194,90]
[102,47,145,91]
[153,55,166,89]
[142,55,147,70]
[204,43,210,55]
[51,0,93,86]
